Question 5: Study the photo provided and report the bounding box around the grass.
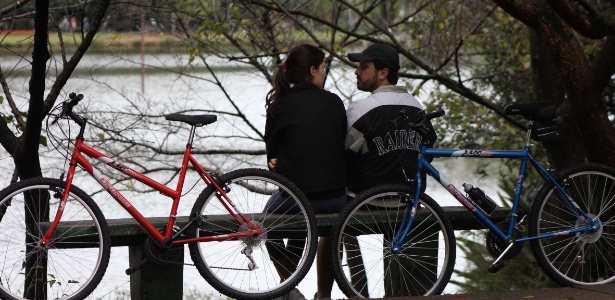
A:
[0,31,187,55]
[0,29,352,57]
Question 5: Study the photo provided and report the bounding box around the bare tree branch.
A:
[547,0,615,38]
[0,66,27,130]
[0,0,32,17]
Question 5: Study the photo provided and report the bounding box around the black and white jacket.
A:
[345,85,437,193]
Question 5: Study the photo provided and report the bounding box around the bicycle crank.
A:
[486,220,523,260]
[144,226,184,265]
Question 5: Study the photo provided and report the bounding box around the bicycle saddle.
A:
[166,113,217,126]
[504,102,556,121]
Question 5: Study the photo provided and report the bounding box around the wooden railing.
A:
[50,207,512,299]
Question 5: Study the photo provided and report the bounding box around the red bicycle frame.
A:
[40,136,263,247]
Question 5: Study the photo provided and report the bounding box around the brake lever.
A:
[390,109,408,125]
[51,114,61,125]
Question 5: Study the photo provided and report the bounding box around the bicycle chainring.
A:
[486,221,523,260]
[144,226,184,265]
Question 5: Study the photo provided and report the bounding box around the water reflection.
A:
[0,54,502,299]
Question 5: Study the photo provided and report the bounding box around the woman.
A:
[265,44,346,300]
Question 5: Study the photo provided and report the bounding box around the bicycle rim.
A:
[331,185,455,298]
[189,169,317,299]
[0,179,109,300]
[531,166,615,285]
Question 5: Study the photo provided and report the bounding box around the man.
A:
[316,43,438,300]
[345,43,437,195]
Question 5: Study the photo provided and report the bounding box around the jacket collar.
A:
[372,85,408,94]
[290,82,319,92]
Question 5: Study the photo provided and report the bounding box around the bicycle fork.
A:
[391,191,422,253]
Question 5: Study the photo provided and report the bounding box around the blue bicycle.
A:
[330,102,615,298]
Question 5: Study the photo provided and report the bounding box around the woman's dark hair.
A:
[373,60,399,84]
[266,44,325,113]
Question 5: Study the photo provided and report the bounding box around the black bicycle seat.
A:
[504,102,556,121]
[165,113,217,126]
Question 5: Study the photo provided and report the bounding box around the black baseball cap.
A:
[348,43,400,72]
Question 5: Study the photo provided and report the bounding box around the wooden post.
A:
[129,244,184,300]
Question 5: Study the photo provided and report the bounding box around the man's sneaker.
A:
[272,288,307,300]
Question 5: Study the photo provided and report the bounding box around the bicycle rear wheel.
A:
[188,168,317,300]
[0,178,110,300]
[330,184,455,298]
[530,163,615,286]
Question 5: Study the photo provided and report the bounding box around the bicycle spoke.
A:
[332,185,455,298]
[189,169,316,299]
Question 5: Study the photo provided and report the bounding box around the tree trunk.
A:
[533,20,615,167]
[493,0,615,167]
[16,0,50,180]
[529,29,585,169]
[22,1,50,298]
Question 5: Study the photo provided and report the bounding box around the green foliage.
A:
[453,161,557,293]
[184,288,233,300]
[39,135,47,147]
[109,287,232,300]
[453,230,557,292]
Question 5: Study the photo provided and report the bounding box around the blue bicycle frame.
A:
[391,126,601,253]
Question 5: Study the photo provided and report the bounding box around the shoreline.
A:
[0,31,187,55]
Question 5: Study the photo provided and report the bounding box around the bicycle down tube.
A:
[41,137,263,247]
[391,144,599,252]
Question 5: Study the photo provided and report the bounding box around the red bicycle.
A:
[0,93,317,300]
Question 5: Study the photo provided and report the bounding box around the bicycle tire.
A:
[0,177,110,300]
[188,168,317,300]
[330,184,456,298]
[530,163,615,286]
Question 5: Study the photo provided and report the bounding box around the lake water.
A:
[0,53,504,299]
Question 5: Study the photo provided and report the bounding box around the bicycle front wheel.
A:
[530,163,615,286]
[188,168,317,300]
[330,184,456,298]
[0,177,110,300]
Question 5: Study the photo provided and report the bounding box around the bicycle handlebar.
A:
[424,108,446,121]
[67,92,84,107]
[52,92,87,134]
[391,107,445,127]
[389,108,445,145]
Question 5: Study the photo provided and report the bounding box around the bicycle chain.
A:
[152,256,252,271]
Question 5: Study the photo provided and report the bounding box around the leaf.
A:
[39,135,47,147]
[97,133,105,140]
[0,95,3,104]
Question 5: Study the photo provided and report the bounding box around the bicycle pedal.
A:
[487,261,506,273]
[125,258,148,275]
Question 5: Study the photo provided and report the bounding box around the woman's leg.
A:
[265,192,302,281]
[316,237,334,299]
[311,194,348,300]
